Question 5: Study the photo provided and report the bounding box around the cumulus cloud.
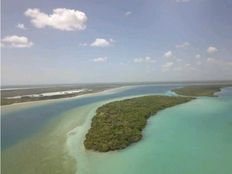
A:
[1,35,33,48]
[134,56,156,63]
[25,8,87,31]
[176,0,191,3]
[90,38,114,47]
[207,46,218,54]
[162,62,174,72]
[125,11,132,16]
[164,50,173,58]
[16,23,26,30]
[176,42,190,48]
[93,57,108,63]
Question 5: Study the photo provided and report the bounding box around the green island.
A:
[172,84,231,97]
[84,95,193,152]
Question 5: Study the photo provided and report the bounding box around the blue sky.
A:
[1,0,232,85]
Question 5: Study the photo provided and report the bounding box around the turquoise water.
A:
[1,85,232,174]
[1,84,179,150]
[77,88,232,174]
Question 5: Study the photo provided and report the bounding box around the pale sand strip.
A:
[1,86,133,114]
[1,86,173,174]
[0,86,134,174]
[65,93,167,174]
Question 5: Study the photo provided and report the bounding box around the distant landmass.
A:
[1,84,122,105]
[1,81,231,105]
[172,84,231,97]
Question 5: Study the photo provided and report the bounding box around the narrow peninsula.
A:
[84,95,193,152]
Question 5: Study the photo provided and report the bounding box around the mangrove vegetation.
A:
[84,95,193,152]
[172,85,230,97]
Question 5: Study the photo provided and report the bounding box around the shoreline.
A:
[65,91,181,173]
[67,87,231,173]
[84,95,194,152]
[2,85,232,174]
[2,92,146,174]
[1,86,132,114]
[172,85,232,97]
[1,86,129,106]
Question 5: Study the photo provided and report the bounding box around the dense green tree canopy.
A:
[84,95,193,152]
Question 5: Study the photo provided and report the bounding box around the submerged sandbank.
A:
[65,92,179,173]
[1,86,137,174]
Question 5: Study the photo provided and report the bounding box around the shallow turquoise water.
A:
[77,88,232,174]
[1,85,232,174]
[1,84,179,150]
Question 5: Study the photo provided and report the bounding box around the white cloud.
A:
[1,35,33,48]
[176,42,190,48]
[176,0,191,3]
[25,8,87,31]
[176,58,182,62]
[134,56,156,63]
[93,57,108,63]
[90,38,114,47]
[16,23,26,30]
[162,62,174,72]
[125,11,132,16]
[164,50,173,58]
[195,54,201,59]
[207,46,218,54]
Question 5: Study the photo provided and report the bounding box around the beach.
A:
[1,86,130,114]
[1,84,125,106]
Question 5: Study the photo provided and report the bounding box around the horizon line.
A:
[1,80,232,88]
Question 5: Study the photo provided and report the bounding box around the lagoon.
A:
[1,84,232,174]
